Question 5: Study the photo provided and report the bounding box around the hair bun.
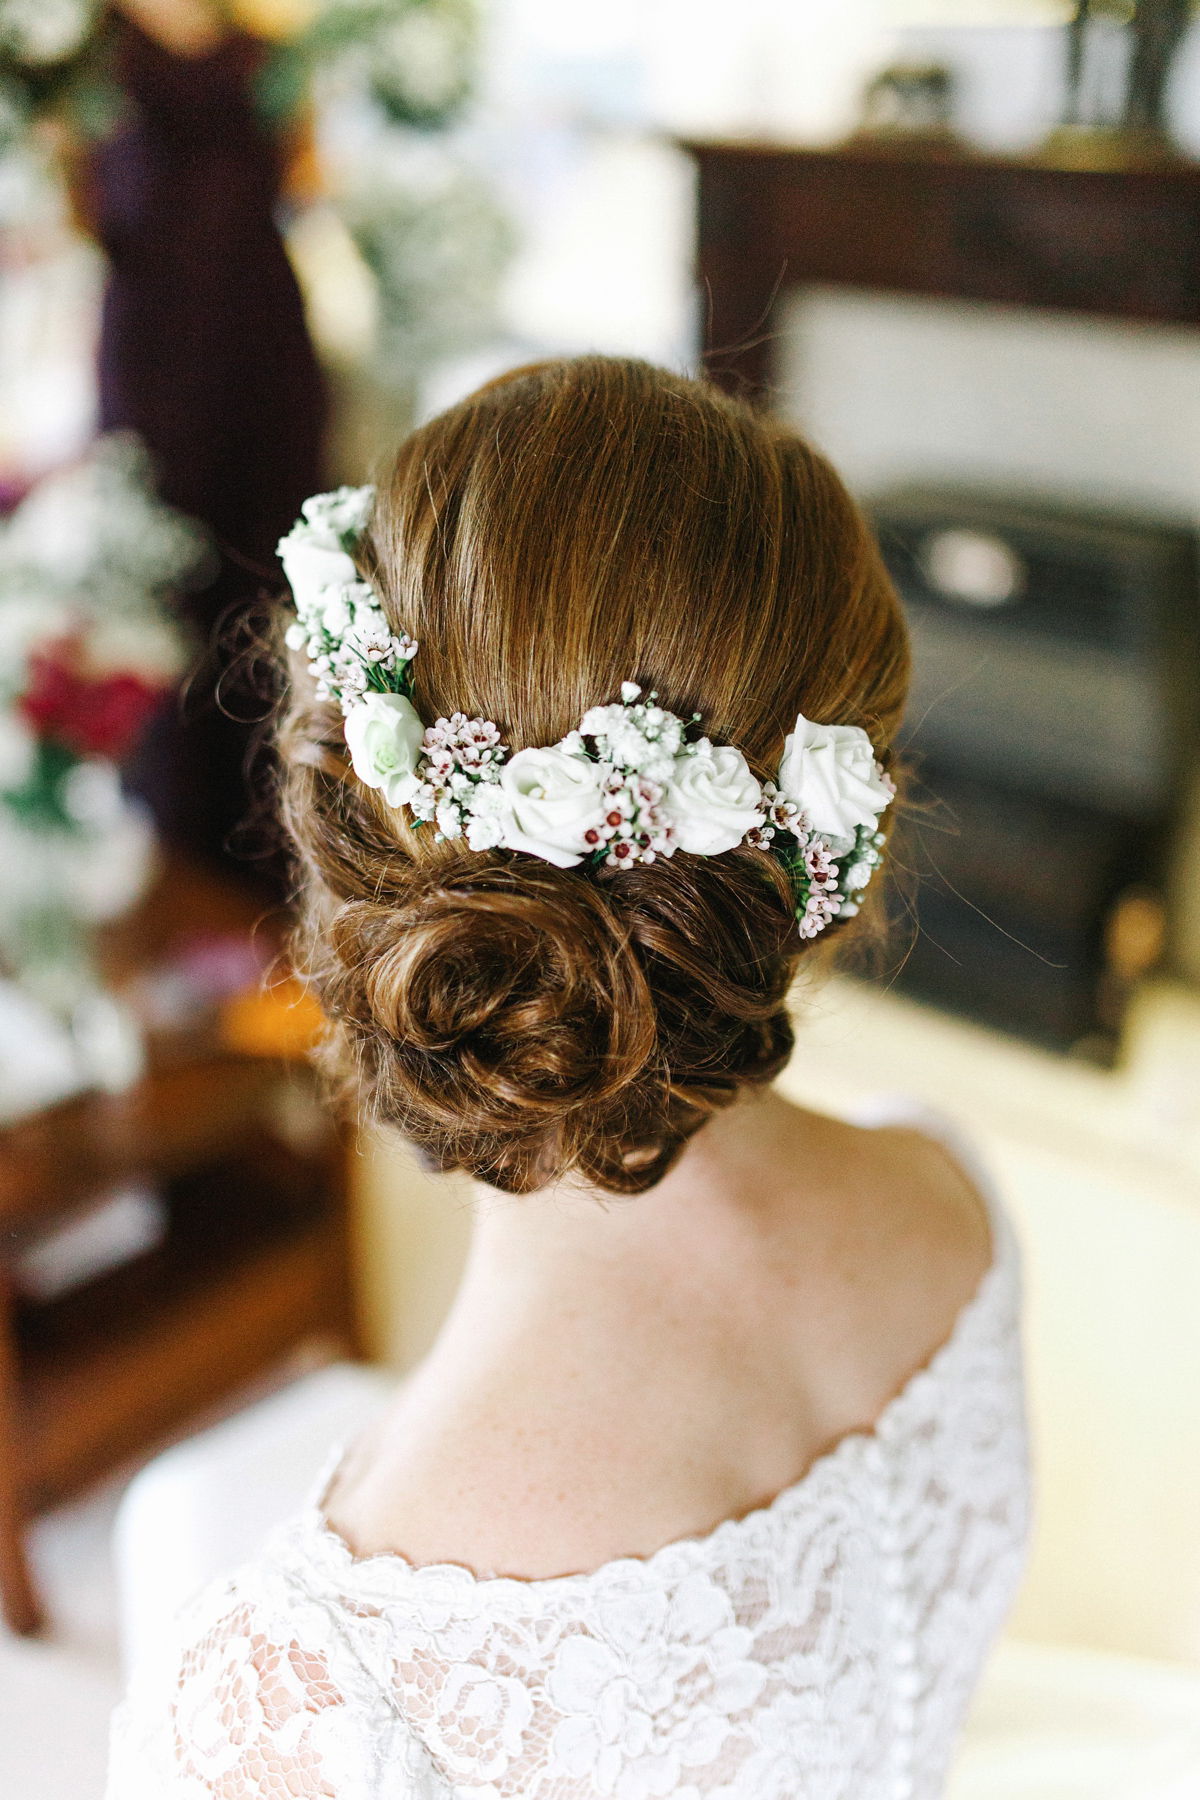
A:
[352,862,652,1118]
[299,837,799,1193]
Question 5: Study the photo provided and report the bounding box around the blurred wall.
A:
[779,290,1200,521]
[351,1129,472,1373]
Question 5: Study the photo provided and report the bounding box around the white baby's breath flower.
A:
[409,780,437,823]
[321,589,354,637]
[580,701,682,782]
[464,783,506,851]
[301,485,375,539]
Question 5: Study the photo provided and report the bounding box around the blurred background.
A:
[5,1,1200,1795]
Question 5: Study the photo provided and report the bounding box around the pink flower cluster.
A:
[582,769,675,868]
[743,781,803,849]
[422,712,503,772]
[741,782,843,938]
[409,713,506,837]
[794,834,842,939]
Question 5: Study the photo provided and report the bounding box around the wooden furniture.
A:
[0,863,357,1635]
[682,142,1200,400]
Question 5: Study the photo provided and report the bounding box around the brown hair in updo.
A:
[277,356,909,1195]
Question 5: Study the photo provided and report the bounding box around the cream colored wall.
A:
[350,1129,473,1375]
[349,976,1200,1666]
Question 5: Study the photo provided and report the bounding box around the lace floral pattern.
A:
[108,1193,1028,1800]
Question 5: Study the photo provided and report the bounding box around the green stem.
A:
[3,739,84,833]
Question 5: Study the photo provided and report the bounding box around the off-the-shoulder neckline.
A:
[292,1131,1016,1600]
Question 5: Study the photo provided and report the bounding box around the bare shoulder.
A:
[790,1101,990,1253]
[855,1115,990,1255]
[769,1101,995,1424]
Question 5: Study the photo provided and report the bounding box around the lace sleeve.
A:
[106,1562,448,1800]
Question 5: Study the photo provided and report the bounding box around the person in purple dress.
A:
[89,0,326,873]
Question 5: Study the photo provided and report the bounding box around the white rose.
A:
[776,713,892,841]
[278,536,360,611]
[343,692,426,807]
[495,746,606,868]
[662,743,764,855]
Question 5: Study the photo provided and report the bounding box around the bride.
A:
[108,356,1028,1798]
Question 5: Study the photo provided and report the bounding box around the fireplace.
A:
[866,488,1199,1055]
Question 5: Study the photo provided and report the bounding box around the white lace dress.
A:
[107,1177,1029,1800]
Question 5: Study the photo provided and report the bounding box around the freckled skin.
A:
[326,1089,991,1581]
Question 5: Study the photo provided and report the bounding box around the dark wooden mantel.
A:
[682,141,1200,401]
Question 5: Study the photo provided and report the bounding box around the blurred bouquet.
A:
[0,0,113,152]
[261,0,476,131]
[0,0,479,150]
[336,138,515,389]
[0,434,208,1013]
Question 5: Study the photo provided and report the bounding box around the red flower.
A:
[20,647,165,762]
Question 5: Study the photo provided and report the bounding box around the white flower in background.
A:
[775,713,893,843]
[62,760,124,829]
[343,692,426,807]
[372,6,468,115]
[0,435,209,598]
[664,741,764,855]
[338,145,516,386]
[85,616,185,684]
[0,596,72,682]
[0,0,96,64]
[65,795,157,923]
[494,745,607,868]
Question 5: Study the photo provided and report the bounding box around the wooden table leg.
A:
[0,1278,43,1635]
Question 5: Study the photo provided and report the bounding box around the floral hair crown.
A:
[280,487,895,940]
